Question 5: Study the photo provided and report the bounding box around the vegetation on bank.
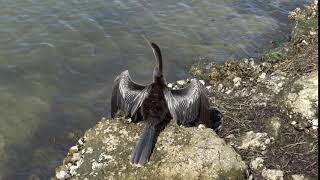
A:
[190,1,318,179]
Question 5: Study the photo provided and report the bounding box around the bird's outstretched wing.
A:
[164,79,211,126]
[111,70,150,118]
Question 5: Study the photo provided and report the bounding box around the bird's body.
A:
[141,83,169,127]
[111,41,211,166]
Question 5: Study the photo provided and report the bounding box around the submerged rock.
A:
[54,118,248,179]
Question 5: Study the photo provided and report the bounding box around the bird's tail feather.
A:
[131,125,156,166]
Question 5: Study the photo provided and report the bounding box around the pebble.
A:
[78,139,84,145]
[259,73,266,80]
[69,146,78,153]
[71,153,81,162]
[225,90,232,94]
[302,40,308,45]
[310,31,317,35]
[233,77,242,87]
[86,147,93,154]
[197,124,206,129]
[199,80,205,85]
[92,161,105,170]
[250,157,264,170]
[177,80,186,85]
[225,134,235,139]
[249,59,255,67]
[69,165,78,176]
[56,170,70,180]
[312,119,318,129]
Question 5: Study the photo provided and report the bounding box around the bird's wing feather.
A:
[164,79,210,125]
[111,70,150,118]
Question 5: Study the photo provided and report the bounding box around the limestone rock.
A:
[250,157,264,170]
[261,169,284,180]
[55,118,248,179]
[284,71,318,120]
[291,174,309,180]
[239,131,271,150]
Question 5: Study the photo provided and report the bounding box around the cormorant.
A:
[111,40,211,166]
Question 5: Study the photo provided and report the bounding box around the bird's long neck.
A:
[150,43,165,83]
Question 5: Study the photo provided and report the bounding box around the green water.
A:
[0,0,310,179]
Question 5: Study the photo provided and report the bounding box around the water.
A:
[0,0,310,179]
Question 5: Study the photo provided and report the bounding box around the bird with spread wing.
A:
[111,39,211,166]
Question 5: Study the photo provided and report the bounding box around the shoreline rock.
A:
[54,118,248,179]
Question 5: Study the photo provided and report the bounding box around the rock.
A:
[225,134,235,139]
[310,30,317,35]
[249,58,255,67]
[55,165,71,180]
[284,71,318,120]
[250,157,264,170]
[258,72,266,82]
[239,131,271,150]
[70,153,81,163]
[86,147,93,154]
[55,118,248,179]
[78,139,84,146]
[167,83,173,88]
[69,146,78,154]
[177,80,186,85]
[199,80,205,85]
[261,169,284,180]
[217,84,223,91]
[291,174,309,180]
[225,89,232,94]
[311,119,318,129]
[233,77,242,87]
[264,72,286,94]
[291,122,305,132]
[56,170,70,180]
[266,117,282,139]
[291,121,297,125]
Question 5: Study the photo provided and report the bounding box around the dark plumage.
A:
[111,40,211,166]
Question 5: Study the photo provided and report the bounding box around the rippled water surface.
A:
[0,0,310,178]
